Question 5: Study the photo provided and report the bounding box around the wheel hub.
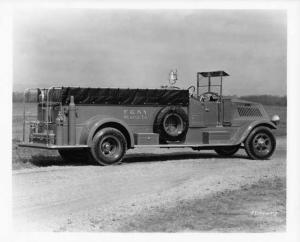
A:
[102,142,112,153]
[100,137,118,156]
[257,138,265,146]
[253,134,271,153]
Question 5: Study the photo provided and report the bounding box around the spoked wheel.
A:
[214,146,240,156]
[90,128,127,165]
[244,126,276,160]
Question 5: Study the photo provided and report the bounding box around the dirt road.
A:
[12,138,286,232]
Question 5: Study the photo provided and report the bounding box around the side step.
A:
[134,133,159,145]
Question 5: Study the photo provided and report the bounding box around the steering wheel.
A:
[187,85,196,96]
[199,91,220,102]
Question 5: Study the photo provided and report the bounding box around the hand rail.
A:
[22,88,40,142]
[45,87,62,140]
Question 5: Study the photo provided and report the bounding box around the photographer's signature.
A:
[250,210,279,216]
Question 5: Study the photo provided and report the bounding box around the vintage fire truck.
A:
[19,71,280,165]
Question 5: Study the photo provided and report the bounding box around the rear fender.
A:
[234,120,277,145]
[79,115,134,148]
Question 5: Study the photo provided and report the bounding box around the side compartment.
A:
[185,127,238,146]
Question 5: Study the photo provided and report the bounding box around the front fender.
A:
[233,120,277,145]
[79,115,134,148]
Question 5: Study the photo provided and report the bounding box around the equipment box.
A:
[202,131,231,144]
[134,133,159,145]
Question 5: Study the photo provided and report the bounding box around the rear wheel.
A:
[244,126,276,160]
[214,146,240,156]
[90,128,127,165]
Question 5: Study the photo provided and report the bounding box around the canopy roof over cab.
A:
[198,71,229,77]
[196,70,229,96]
[49,87,189,106]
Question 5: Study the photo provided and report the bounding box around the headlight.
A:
[271,114,280,125]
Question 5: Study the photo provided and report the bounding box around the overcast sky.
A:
[13,9,286,96]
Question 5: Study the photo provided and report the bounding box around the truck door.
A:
[202,100,219,127]
[189,97,206,127]
[189,98,220,127]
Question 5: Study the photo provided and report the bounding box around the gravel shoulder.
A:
[117,177,286,232]
[12,137,286,232]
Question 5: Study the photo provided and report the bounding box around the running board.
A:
[19,143,240,150]
[134,143,236,149]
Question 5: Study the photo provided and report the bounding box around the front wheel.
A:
[244,126,276,160]
[90,128,127,165]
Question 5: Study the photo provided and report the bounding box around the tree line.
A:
[239,95,287,106]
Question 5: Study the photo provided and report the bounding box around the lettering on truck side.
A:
[123,109,148,120]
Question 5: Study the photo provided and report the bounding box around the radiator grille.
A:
[237,106,262,117]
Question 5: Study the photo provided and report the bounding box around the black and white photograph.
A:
[1,0,300,240]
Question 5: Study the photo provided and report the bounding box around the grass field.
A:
[12,103,58,169]
[12,102,37,142]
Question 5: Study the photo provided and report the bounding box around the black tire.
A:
[90,128,127,165]
[244,126,276,160]
[214,146,240,156]
[58,149,92,164]
[154,106,188,143]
